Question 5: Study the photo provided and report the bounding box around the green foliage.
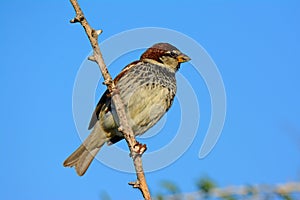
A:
[100,177,300,200]
[156,193,164,200]
[160,180,181,195]
[277,192,293,200]
[220,194,237,200]
[196,176,216,195]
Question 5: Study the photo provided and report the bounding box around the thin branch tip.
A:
[88,55,96,61]
[129,181,140,188]
[70,15,84,23]
[96,29,103,35]
[70,18,78,23]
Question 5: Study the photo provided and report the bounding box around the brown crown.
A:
[140,43,179,62]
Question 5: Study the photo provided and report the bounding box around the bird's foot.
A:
[133,142,147,155]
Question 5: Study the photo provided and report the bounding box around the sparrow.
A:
[63,43,191,176]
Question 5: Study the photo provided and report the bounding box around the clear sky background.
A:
[1,1,300,199]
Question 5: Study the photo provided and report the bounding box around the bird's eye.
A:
[168,51,177,57]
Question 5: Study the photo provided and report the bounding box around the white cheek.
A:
[161,56,178,69]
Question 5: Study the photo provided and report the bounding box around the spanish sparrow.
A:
[64,43,191,176]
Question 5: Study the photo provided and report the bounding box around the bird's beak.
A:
[177,53,191,63]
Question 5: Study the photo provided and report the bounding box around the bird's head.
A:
[140,43,191,71]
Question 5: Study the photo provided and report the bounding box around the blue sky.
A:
[1,1,300,199]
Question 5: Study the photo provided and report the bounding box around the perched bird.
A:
[63,43,191,176]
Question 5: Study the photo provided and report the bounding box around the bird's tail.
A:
[63,127,107,176]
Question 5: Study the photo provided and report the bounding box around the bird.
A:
[63,43,191,176]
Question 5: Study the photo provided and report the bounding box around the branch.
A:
[69,0,151,199]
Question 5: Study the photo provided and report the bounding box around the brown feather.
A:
[140,43,179,63]
[88,90,110,130]
[64,42,190,176]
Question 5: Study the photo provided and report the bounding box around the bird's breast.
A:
[116,62,177,135]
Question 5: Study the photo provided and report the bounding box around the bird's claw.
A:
[133,142,147,155]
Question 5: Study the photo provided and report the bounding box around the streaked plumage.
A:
[63,43,190,176]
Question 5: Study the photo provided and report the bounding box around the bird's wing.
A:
[88,89,110,130]
[88,60,141,130]
[113,60,140,84]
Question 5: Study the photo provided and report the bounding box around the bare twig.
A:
[69,0,151,199]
